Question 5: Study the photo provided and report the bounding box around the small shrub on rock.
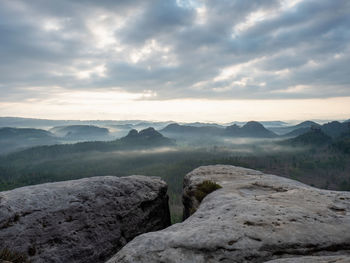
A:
[194,180,222,202]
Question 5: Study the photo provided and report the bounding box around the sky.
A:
[0,0,349,122]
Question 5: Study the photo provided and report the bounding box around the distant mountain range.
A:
[0,125,112,154]
[161,123,223,137]
[0,125,173,155]
[226,121,288,128]
[1,117,349,155]
[226,121,277,138]
[321,121,350,138]
[0,127,54,139]
[0,117,173,130]
[0,127,58,154]
[269,121,319,135]
[161,120,348,140]
[161,121,277,138]
[120,128,174,147]
[282,123,350,154]
[2,128,174,160]
[50,125,110,140]
[283,121,350,138]
[184,122,224,128]
[285,127,332,146]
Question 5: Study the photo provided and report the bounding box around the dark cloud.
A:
[0,0,349,101]
[119,0,195,45]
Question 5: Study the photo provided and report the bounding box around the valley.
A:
[0,117,349,223]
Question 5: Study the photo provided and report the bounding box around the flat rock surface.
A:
[0,175,170,263]
[265,255,350,262]
[109,165,350,263]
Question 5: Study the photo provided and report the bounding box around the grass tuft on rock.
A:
[194,180,222,202]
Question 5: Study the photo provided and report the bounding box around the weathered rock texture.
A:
[265,255,350,262]
[109,165,350,263]
[0,175,170,263]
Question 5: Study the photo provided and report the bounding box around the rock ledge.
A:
[0,175,170,263]
[109,165,350,263]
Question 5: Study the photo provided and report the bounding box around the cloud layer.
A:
[1,0,349,102]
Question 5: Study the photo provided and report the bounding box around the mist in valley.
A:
[1,118,349,223]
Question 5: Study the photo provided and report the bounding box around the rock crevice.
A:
[109,165,350,263]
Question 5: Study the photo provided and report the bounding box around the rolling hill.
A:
[161,121,276,139]
[2,127,174,161]
[161,123,223,137]
[226,121,277,138]
[285,127,332,146]
[50,125,110,140]
[0,127,58,154]
[269,121,320,135]
[321,121,350,138]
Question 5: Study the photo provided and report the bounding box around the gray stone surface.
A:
[265,255,350,262]
[0,175,170,263]
[108,165,350,263]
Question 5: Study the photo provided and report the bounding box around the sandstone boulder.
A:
[109,165,350,263]
[0,175,170,263]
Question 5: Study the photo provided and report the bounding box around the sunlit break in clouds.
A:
[0,0,350,121]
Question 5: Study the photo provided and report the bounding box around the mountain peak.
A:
[125,127,163,139]
[139,127,162,138]
[224,121,276,138]
[121,127,173,146]
[294,121,320,129]
[162,123,180,130]
[242,121,265,129]
[126,129,138,137]
[288,128,332,146]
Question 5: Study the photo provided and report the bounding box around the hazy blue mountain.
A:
[321,121,350,138]
[240,121,277,137]
[225,121,247,126]
[286,127,332,146]
[185,122,224,128]
[0,127,58,154]
[225,121,277,138]
[225,124,241,134]
[161,123,223,136]
[109,124,134,130]
[0,117,173,131]
[0,117,116,129]
[0,127,54,138]
[283,127,311,138]
[107,122,174,139]
[2,127,174,161]
[132,121,174,130]
[0,117,73,129]
[270,121,320,135]
[162,121,276,138]
[50,125,110,140]
[259,121,288,127]
[294,121,320,129]
[120,127,174,147]
[264,121,350,139]
[225,121,288,128]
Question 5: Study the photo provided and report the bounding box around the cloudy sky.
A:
[0,0,349,122]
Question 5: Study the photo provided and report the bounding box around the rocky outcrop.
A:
[265,255,350,262]
[0,175,170,263]
[109,165,350,263]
